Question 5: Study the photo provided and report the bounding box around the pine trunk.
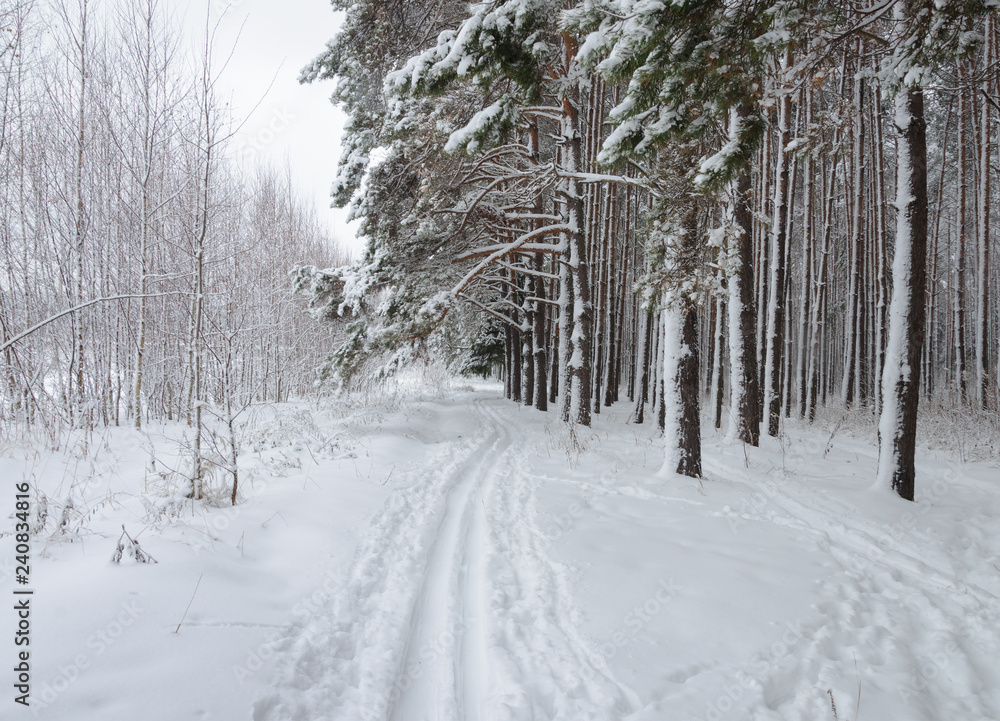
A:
[976,16,993,409]
[728,108,762,445]
[764,58,791,437]
[877,84,928,502]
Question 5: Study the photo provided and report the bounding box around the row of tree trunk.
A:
[480,15,998,498]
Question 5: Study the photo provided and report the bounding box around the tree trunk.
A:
[727,108,762,445]
[843,52,866,409]
[663,296,702,476]
[764,54,792,436]
[634,309,652,423]
[877,84,928,502]
[956,74,970,402]
[527,119,548,411]
[976,15,993,409]
[797,86,815,418]
[561,31,592,427]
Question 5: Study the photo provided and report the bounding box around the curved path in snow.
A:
[255,396,634,721]
[255,392,1000,721]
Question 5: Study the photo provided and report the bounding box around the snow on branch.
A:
[1,293,186,354]
[451,240,568,264]
[445,96,523,155]
[450,223,570,298]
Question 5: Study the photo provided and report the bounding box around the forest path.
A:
[254,394,634,721]
[387,398,504,721]
[254,391,1000,721]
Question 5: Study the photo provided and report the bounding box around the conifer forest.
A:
[296,0,1000,501]
[2,1,1000,720]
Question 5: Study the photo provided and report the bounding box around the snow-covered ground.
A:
[4,381,1000,721]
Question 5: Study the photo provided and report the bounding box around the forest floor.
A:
[4,378,1000,721]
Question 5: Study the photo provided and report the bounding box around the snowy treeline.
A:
[0,0,346,455]
[300,0,999,499]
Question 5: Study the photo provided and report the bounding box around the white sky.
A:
[180,0,362,258]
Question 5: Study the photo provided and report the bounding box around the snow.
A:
[694,109,745,191]
[6,381,1000,721]
[659,300,684,475]
[877,87,915,492]
[444,100,515,156]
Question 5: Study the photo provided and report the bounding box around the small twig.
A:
[121,525,139,546]
[854,652,862,720]
[112,524,157,564]
[381,464,396,486]
[823,413,848,458]
[828,689,839,721]
[174,573,204,634]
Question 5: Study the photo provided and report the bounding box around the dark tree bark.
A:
[878,85,928,502]
[674,213,702,477]
[764,58,791,437]
[956,71,969,402]
[731,122,762,445]
[843,53,866,409]
[975,14,993,409]
[532,254,548,411]
[633,309,653,423]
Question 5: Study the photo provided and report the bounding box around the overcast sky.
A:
[180,0,362,257]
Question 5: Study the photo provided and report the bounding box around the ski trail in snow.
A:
[255,397,639,721]
[254,401,498,721]
[256,398,516,721]
[703,454,1000,720]
[459,460,491,721]
[483,403,640,721]
[389,398,504,721]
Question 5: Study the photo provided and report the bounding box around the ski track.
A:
[254,401,493,721]
[256,398,633,721]
[387,399,502,721]
[484,406,638,721]
[703,454,1000,721]
[255,396,999,721]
